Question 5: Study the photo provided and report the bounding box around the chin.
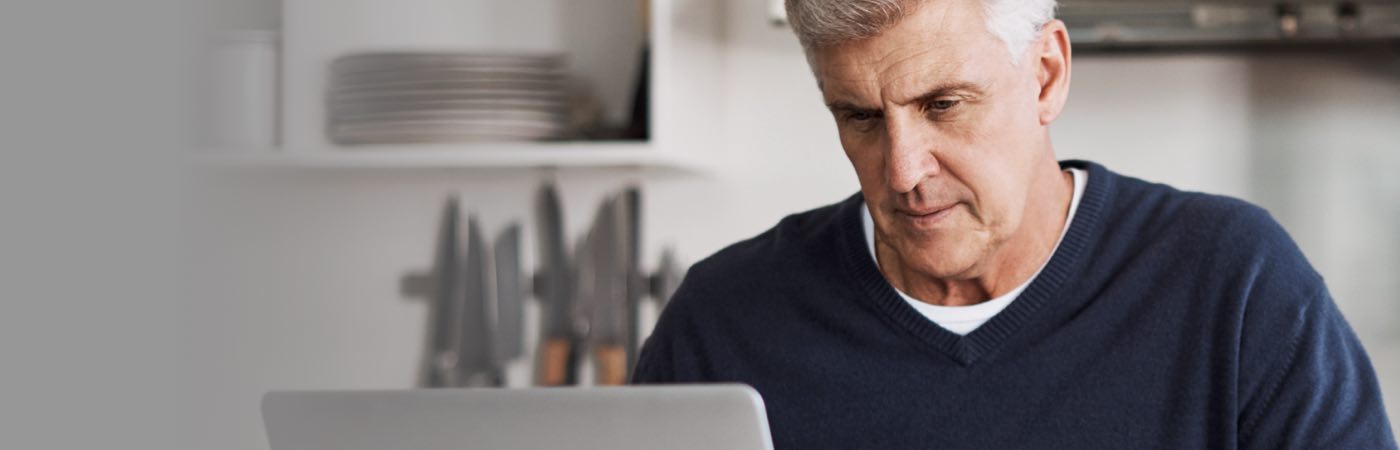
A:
[907,256,978,280]
[900,236,986,280]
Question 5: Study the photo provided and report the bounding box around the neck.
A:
[876,159,1074,307]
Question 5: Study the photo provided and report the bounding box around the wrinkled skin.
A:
[811,0,1075,306]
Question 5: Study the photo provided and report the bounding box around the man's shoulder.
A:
[1100,167,1323,296]
[1103,169,1292,253]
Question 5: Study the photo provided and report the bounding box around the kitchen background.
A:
[181,0,1400,449]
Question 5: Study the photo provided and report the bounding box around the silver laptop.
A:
[262,384,775,450]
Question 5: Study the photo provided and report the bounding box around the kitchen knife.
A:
[590,196,629,385]
[492,224,525,384]
[534,183,579,386]
[455,214,497,387]
[617,187,644,377]
[423,195,463,388]
[566,208,601,385]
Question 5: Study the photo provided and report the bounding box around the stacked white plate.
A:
[327,52,572,144]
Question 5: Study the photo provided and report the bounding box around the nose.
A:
[883,113,940,194]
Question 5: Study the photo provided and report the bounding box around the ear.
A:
[1033,19,1072,125]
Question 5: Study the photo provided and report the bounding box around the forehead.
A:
[812,0,1003,103]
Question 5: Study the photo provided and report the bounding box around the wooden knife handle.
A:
[594,345,629,386]
[537,338,574,386]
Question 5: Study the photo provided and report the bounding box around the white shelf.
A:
[192,141,711,173]
[206,0,725,175]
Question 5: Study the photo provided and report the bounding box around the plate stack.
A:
[327,52,572,145]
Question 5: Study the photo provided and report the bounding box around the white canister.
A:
[208,30,278,150]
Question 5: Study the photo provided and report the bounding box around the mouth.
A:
[896,203,959,227]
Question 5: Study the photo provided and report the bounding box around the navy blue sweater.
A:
[632,161,1395,449]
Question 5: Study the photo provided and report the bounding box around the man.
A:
[632,0,1395,448]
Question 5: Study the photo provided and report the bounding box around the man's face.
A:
[813,0,1051,279]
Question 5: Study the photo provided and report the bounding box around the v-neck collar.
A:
[835,160,1114,366]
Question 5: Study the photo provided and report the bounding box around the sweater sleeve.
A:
[1217,203,1398,448]
[1243,285,1394,445]
[1237,286,1396,449]
[629,272,708,385]
[1183,199,1397,448]
[630,335,674,383]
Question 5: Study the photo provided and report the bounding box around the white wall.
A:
[181,1,1400,448]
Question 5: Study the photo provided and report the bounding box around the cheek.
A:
[987,184,1025,231]
[972,97,1043,177]
[960,161,1024,229]
[962,124,1039,237]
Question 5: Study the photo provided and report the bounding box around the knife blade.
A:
[423,195,463,388]
[619,187,643,376]
[565,208,601,385]
[492,224,524,384]
[590,196,629,385]
[455,214,496,387]
[534,183,579,386]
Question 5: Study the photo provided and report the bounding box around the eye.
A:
[845,111,876,122]
[840,110,883,132]
[928,99,960,111]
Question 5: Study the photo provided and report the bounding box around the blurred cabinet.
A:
[203,0,723,172]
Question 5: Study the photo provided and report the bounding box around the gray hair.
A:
[784,0,1057,65]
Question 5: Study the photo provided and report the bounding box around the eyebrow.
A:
[907,81,984,105]
[825,100,879,115]
[824,81,985,113]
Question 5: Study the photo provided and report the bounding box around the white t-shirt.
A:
[861,168,1088,335]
